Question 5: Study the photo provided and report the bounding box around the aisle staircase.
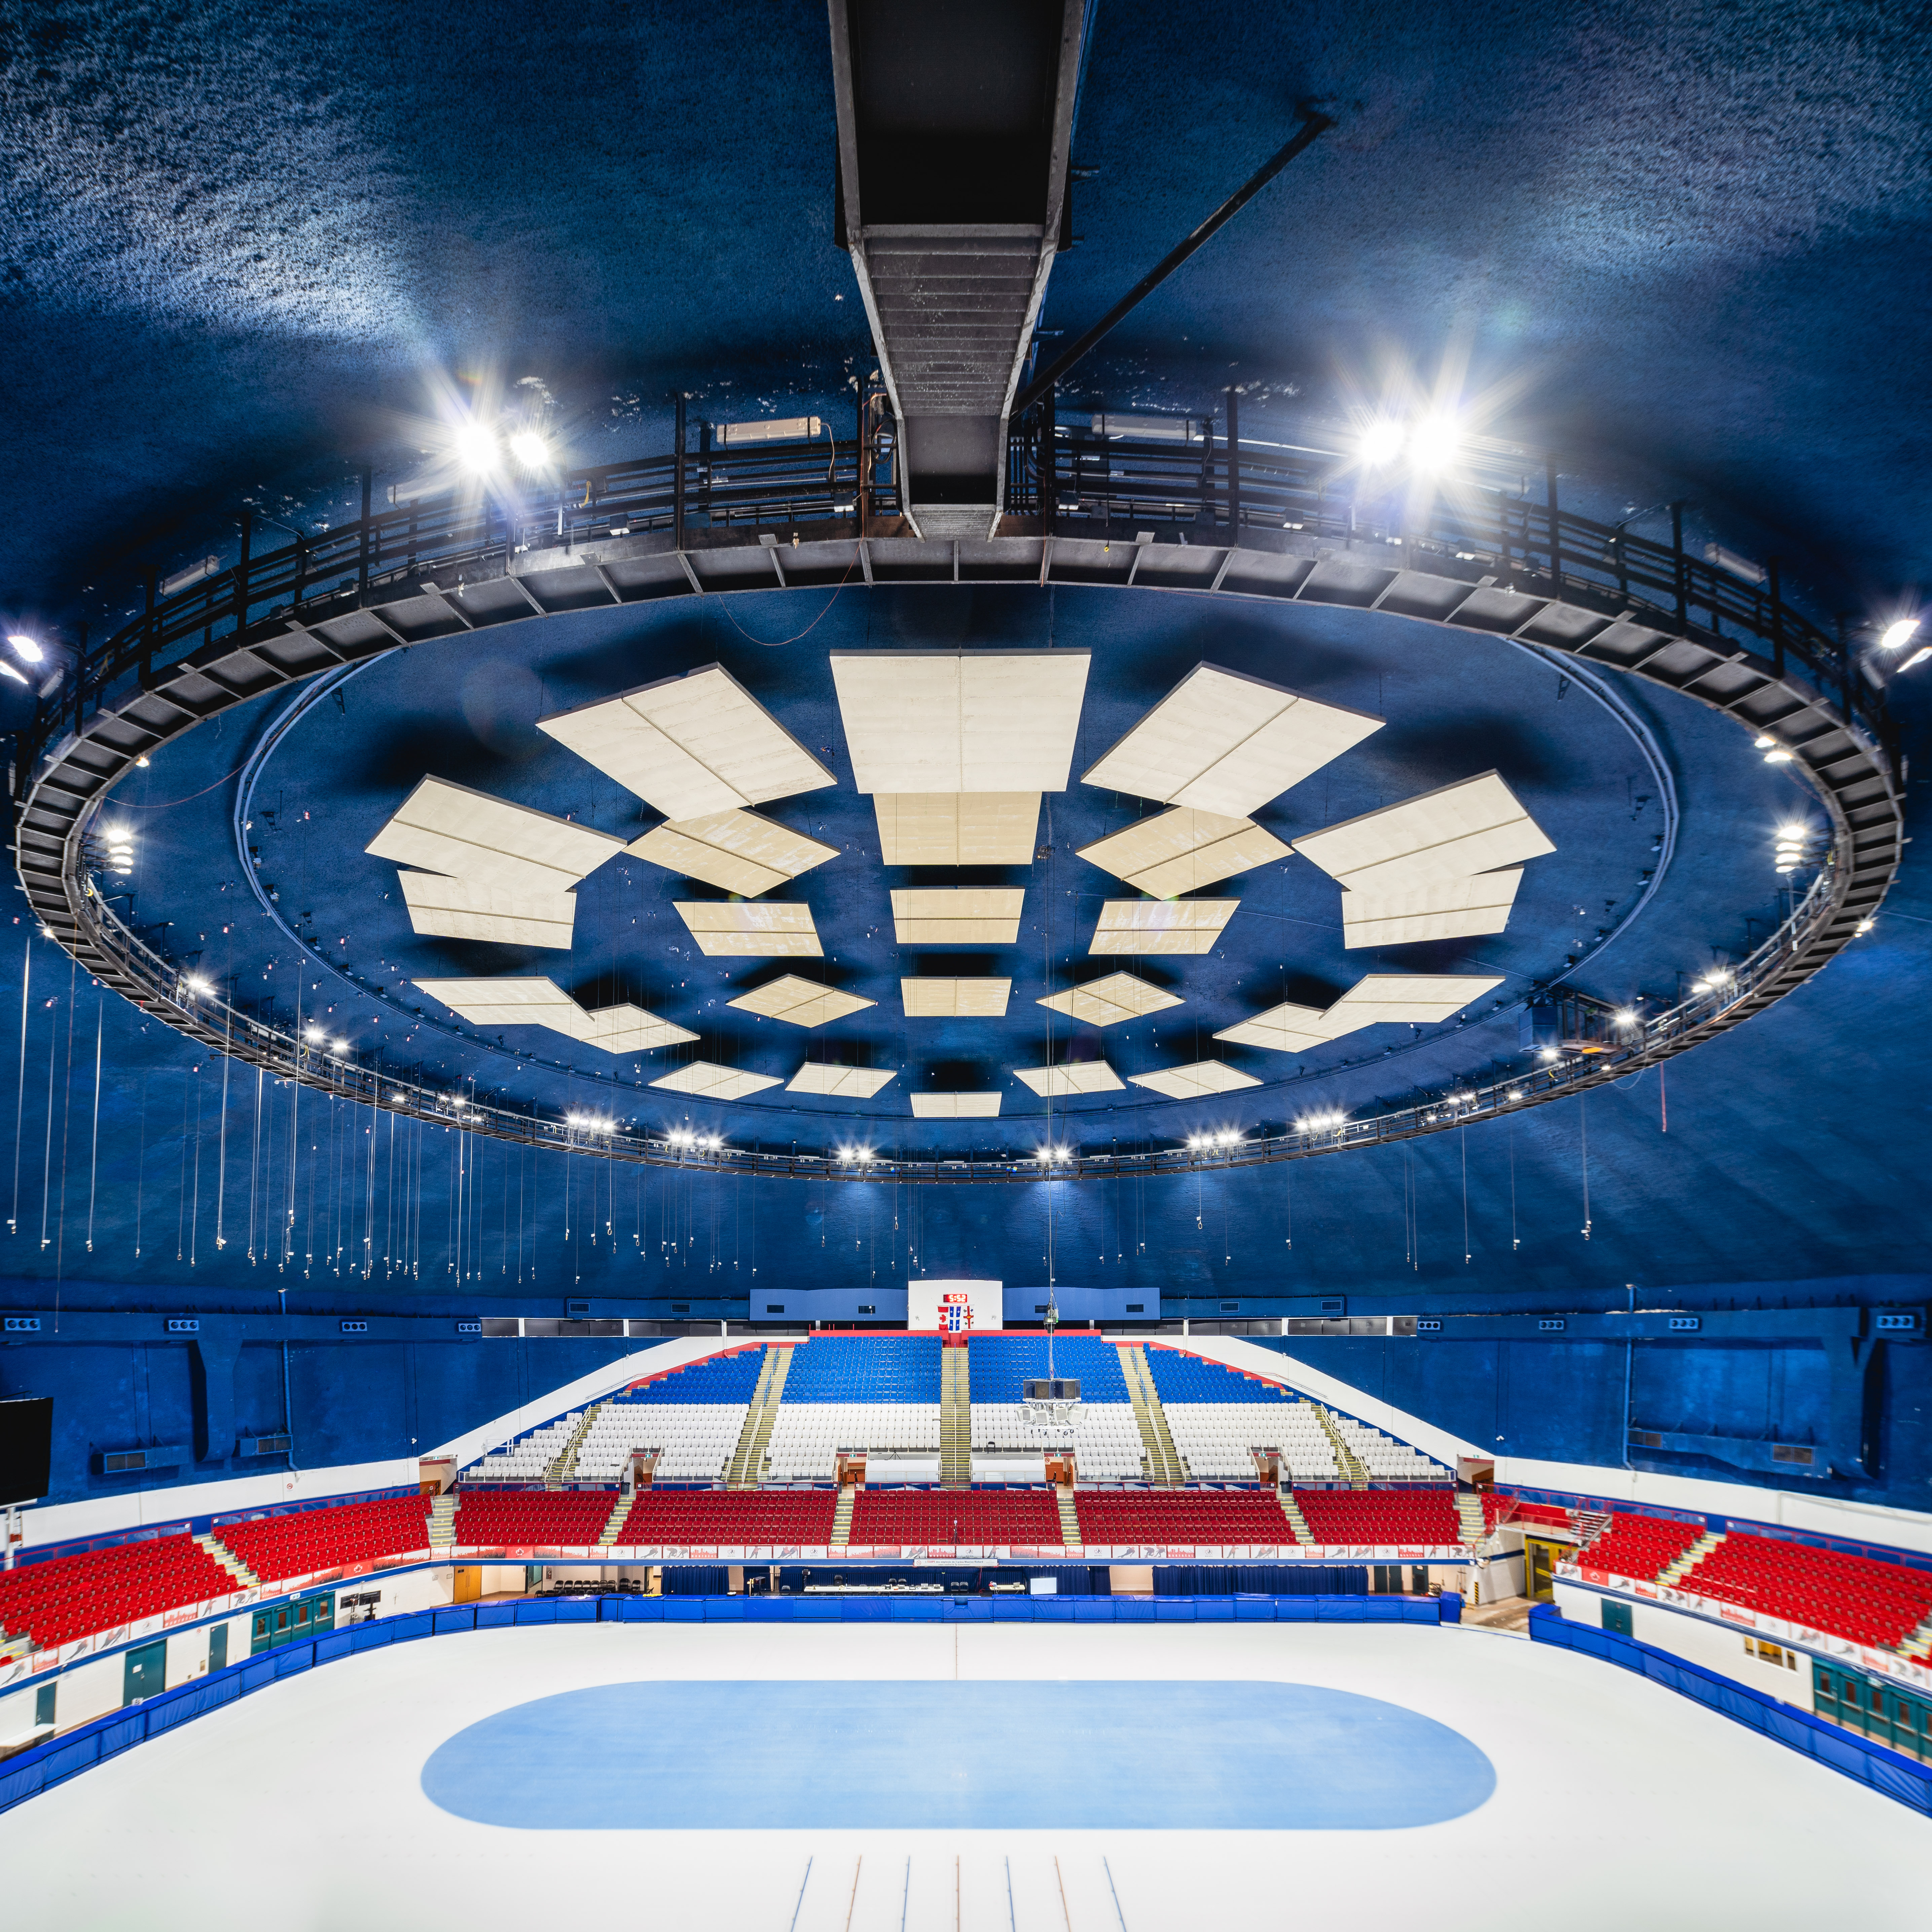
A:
[940,1345,972,1489]
[1056,1487,1082,1548]
[1120,1348,1185,1486]
[197,1531,260,1587]
[426,1494,460,1552]
[831,1488,856,1548]
[596,1492,633,1550]
[725,1347,792,1489]
[1455,1493,1488,1548]
[1312,1406,1369,1488]
[1277,1491,1315,1546]
[1661,1530,1724,1587]
[544,1403,603,1489]
[1572,1507,1613,1554]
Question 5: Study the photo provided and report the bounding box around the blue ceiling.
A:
[1,1,1930,1509]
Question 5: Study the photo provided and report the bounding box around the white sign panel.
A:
[910,1279,1001,1333]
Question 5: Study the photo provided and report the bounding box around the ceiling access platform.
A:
[829,0,1088,540]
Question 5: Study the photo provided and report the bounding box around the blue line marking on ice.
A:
[421,1680,1495,1829]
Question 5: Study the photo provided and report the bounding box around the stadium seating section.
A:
[784,1335,941,1401]
[1143,1347,1296,1403]
[1484,1494,1575,1531]
[625,1347,770,1403]
[217,1496,431,1583]
[851,1490,1063,1546]
[1075,1491,1295,1544]
[967,1335,1131,1403]
[0,1533,235,1651]
[452,1492,616,1546]
[615,1491,838,1544]
[1296,1490,1461,1545]
[1679,1535,1932,1652]
[1575,1512,1704,1581]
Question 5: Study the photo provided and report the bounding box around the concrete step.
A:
[196,1531,259,1588]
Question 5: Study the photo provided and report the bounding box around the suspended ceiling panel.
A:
[1324,973,1506,1026]
[537,663,834,820]
[396,872,579,949]
[1036,972,1182,1028]
[1081,665,1384,817]
[830,652,1091,795]
[1077,807,1290,898]
[1088,898,1237,955]
[674,901,824,957]
[415,978,698,1055]
[367,776,625,893]
[579,1003,702,1054]
[786,1063,900,1098]
[649,1060,784,1099]
[901,977,1013,1017]
[1292,771,1555,892]
[1012,1060,1124,1096]
[873,792,1041,866]
[890,886,1025,944]
[629,808,838,898]
[1212,999,1348,1054]
[727,974,875,1028]
[910,1092,1003,1118]
[1127,1060,1262,1099]
[1340,871,1525,948]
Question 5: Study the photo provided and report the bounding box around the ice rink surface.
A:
[3,1619,1927,1930]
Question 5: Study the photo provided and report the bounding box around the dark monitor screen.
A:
[0,1395,52,1506]
[1023,1379,1081,1402]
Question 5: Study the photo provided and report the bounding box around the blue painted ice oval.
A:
[421,1680,1494,1829]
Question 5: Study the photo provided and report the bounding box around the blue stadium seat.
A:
[1143,1347,1296,1404]
[781,1335,943,1402]
[966,1335,1131,1403]
[612,1348,768,1405]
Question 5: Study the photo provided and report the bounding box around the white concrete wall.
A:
[1552,1579,1814,1711]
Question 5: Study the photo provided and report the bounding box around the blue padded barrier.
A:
[1528,1603,1932,1817]
[0,1593,1454,1817]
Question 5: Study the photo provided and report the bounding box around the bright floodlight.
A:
[509,430,550,469]
[1358,419,1406,466]
[304,1024,324,1040]
[1407,414,1461,471]
[186,976,212,994]
[333,1039,348,1053]
[6,633,43,664]
[1879,618,1921,651]
[452,421,498,474]
[0,662,26,686]
[1614,1007,1637,1027]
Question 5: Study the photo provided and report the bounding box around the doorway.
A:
[1524,1536,1564,1600]
[123,1638,167,1706]
[452,1566,481,1604]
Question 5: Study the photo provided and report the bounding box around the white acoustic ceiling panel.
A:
[890,887,1025,945]
[910,1092,1004,1118]
[1082,664,1384,816]
[396,873,581,949]
[727,974,874,1028]
[1323,973,1505,1027]
[537,664,834,819]
[1212,1000,1348,1054]
[415,978,695,1054]
[649,1060,783,1099]
[1077,807,1290,898]
[1214,973,1503,1053]
[628,808,838,898]
[675,901,823,957]
[1292,771,1555,893]
[873,793,1042,866]
[1012,1061,1124,1097]
[1339,871,1525,949]
[1127,1060,1262,1099]
[901,978,1013,1017]
[831,651,1091,795]
[368,777,626,892]
[580,1003,702,1054]
[1036,972,1182,1028]
[786,1063,900,1098]
[1089,898,1237,955]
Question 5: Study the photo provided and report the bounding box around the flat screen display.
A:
[0,1395,52,1506]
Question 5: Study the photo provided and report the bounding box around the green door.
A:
[208,1624,228,1672]
[123,1639,167,1705]
[1600,1598,1633,1637]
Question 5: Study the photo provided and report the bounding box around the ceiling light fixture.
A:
[1357,419,1406,466]
[7,633,44,664]
[1879,618,1921,651]
[185,976,212,994]
[452,421,498,475]
[1406,413,1462,472]
[508,430,550,469]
